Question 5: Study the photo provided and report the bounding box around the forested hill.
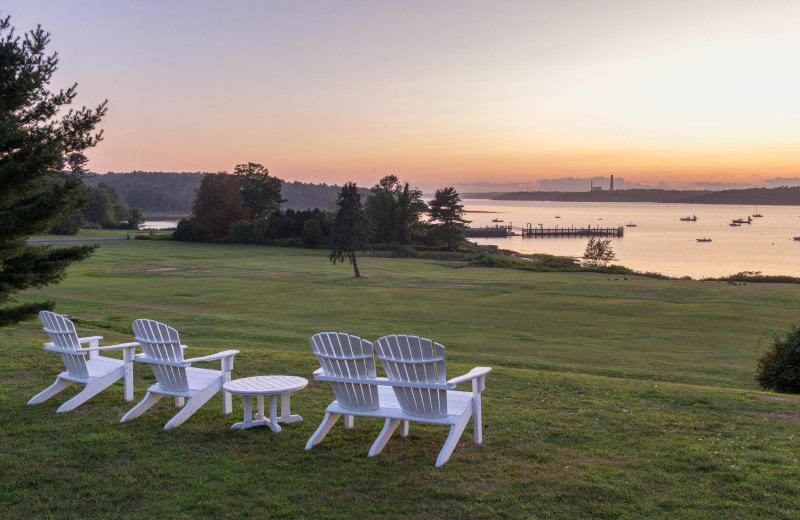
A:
[83,172,353,213]
[84,172,203,213]
[491,186,800,205]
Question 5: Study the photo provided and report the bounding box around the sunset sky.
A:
[5,1,799,191]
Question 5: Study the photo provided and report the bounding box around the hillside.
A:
[84,172,366,213]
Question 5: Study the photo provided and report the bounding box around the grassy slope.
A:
[2,241,799,519]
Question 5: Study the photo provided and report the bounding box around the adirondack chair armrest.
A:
[83,341,139,352]
[44,344,88,355]
[447,366,492,394]
[446,366,491,385]
[134,354,189,367]
[77,336,104,343]
[183,350,239,364]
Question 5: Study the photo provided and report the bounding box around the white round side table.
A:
[223,375,308,432]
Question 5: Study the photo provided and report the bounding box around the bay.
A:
[463,199,800,279]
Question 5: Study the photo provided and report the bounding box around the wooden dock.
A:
[520,224,623,238]
[464,224,624,238]
[463,226,513,238]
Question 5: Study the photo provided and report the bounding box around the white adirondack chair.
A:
[29,311,138,412]
[306,332,406,448]
[120,319,238,429]
[372,335,491,467]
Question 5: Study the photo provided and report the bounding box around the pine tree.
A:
[0,14,107,326]
[330,182,369,277]
[428,187,470,251]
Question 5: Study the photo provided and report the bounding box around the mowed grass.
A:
[15,240,800,388]
[2,240,799,518]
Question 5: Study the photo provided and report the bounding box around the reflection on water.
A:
[141,220,179,230]
[463,200,800,278]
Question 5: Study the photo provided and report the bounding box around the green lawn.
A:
[2,240,799,518]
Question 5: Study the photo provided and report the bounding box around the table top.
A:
[224,375,308,395]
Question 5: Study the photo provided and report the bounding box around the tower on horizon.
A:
[610,175,614,191]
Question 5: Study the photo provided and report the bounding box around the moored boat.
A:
[680,215,697,221]
[696,238,712,242]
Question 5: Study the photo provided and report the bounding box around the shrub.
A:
[468,250,521,268]
[582,237,616,267]
[756,325,800,394]
[300,219,323,248]
[229,220,254,244]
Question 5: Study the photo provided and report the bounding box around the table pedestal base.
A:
[231,392,303,432]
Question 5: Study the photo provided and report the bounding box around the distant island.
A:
[464,186,800,205]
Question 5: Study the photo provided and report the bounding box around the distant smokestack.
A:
[610,175,614,191]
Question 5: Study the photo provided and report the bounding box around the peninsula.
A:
[470,186,800,205]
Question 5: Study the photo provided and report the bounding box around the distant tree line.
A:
[493,186,800,205]
[84,171,204,213]
[82,171,362,213]
[173,168,471,260]
[49,155,144,234]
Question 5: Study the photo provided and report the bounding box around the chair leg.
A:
[472,380,484,444]
[120,391,163,423]
[369,418,401,457]
[123,348,135,402]
[436,412,472,467]
[56,370,122,412]
[305,412,341,450]
[163,383,220,430]
[28,378,72,405]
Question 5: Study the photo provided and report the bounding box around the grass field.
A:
[2,240,799,518]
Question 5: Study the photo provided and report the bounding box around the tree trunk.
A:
[351,250,361,277]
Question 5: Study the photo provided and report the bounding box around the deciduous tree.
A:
[427,187,470,251]
[233,162,285,219]
[191,173,250,239]
[330,182,369,277]
[582,237,617,267]
[0,15,106,325]
[365,175,427,245]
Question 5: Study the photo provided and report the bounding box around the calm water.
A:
[463,200,800,278]
[143,202,800,278]
[141,220,179,230]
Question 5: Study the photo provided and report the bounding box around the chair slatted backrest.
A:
[39,311,88,379]
[310,332,380,412]
[374,335,447,419]
[132,319,188,392]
